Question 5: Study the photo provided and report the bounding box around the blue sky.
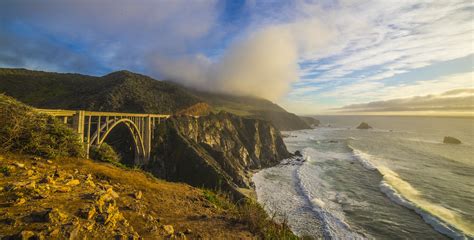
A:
[0,0,473,114]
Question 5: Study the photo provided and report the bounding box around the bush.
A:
[89,143,121,164]
[237,199,300,240]
[202,189,301,239]
[0,94,84,158]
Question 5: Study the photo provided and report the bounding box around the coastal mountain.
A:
[0,68,310,130]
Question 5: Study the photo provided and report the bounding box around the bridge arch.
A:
[90,118,146,164]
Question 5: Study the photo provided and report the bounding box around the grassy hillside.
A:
[0,68,310,130]
[0,68,201,114]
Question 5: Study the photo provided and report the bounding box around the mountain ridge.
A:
[0,67,311,130]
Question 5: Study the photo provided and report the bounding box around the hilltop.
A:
[0,68,310,130]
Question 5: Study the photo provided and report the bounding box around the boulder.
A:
[14,198,26,206]
[18,230,35,240]
[443,136,461,144]
[65,179,80,186]
[294,151,303,157]
[162,225,174,235]
[356,122,372,129]
[13,162,25,169]
[133,191,142,200]
[46,208,68,224]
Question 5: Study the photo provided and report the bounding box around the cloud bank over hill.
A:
[0,0,334,100]
[153,22,334,100]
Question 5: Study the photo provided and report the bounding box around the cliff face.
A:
[147,112,291,196]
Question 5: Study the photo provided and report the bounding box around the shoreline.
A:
[258,127,470,239]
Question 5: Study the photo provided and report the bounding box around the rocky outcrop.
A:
[357,122,372,129]
[443,136,461,144]
[147,112,291,197]
[250,110,310,131]
[176,102,212,116]
[299,116,320,127]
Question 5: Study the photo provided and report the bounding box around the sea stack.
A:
[443,136,461,144]
[357,122,372,129]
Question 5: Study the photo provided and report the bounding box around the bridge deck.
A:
[37,109,170,118]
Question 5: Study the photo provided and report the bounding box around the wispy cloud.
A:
[297,0,473,83]
[322,71,474,103]
[336,88,474,113]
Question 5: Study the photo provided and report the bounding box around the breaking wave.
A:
[349,146,474,239]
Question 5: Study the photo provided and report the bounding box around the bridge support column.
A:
[143,116,152,163]
[72,110,85,143]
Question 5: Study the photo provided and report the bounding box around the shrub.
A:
[89,143,121,164]
[202,189,301,239]
[0,94,84,158]
[237,199,300,240]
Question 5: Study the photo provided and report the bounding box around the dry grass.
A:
[0,153,258,239]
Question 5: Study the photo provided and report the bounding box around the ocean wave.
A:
[349,147,377,171]
[349,147,474,239]
[403,137,441,145]
[294,150,367,239]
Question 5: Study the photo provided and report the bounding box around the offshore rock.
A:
[443,136,461,144]
[356,122,372,129]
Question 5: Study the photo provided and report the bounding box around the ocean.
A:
[253,116,474,239]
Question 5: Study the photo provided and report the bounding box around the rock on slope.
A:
[148,112,291,197]
[0,154,255,239]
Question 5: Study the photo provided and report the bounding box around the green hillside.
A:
[0,68,310,130]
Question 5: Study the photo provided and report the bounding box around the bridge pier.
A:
[143,116,152,164]
[72,110,85,142]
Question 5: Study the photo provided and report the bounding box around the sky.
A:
[0,0,473,115]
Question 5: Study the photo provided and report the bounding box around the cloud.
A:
[336,88,474,113]
[321,71,474,103]
[296,0,473,84]
[289,0,473,110]
[0,0,218,74]
[150,20,334,100]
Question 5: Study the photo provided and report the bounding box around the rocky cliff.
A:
[147,112,291,197]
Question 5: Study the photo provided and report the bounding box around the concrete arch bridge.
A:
[38,109,170,164]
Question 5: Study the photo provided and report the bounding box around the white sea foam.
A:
[349,147,377,171]
[403,137,441,145]
[351,148,474,239]
[294,150,367,239]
